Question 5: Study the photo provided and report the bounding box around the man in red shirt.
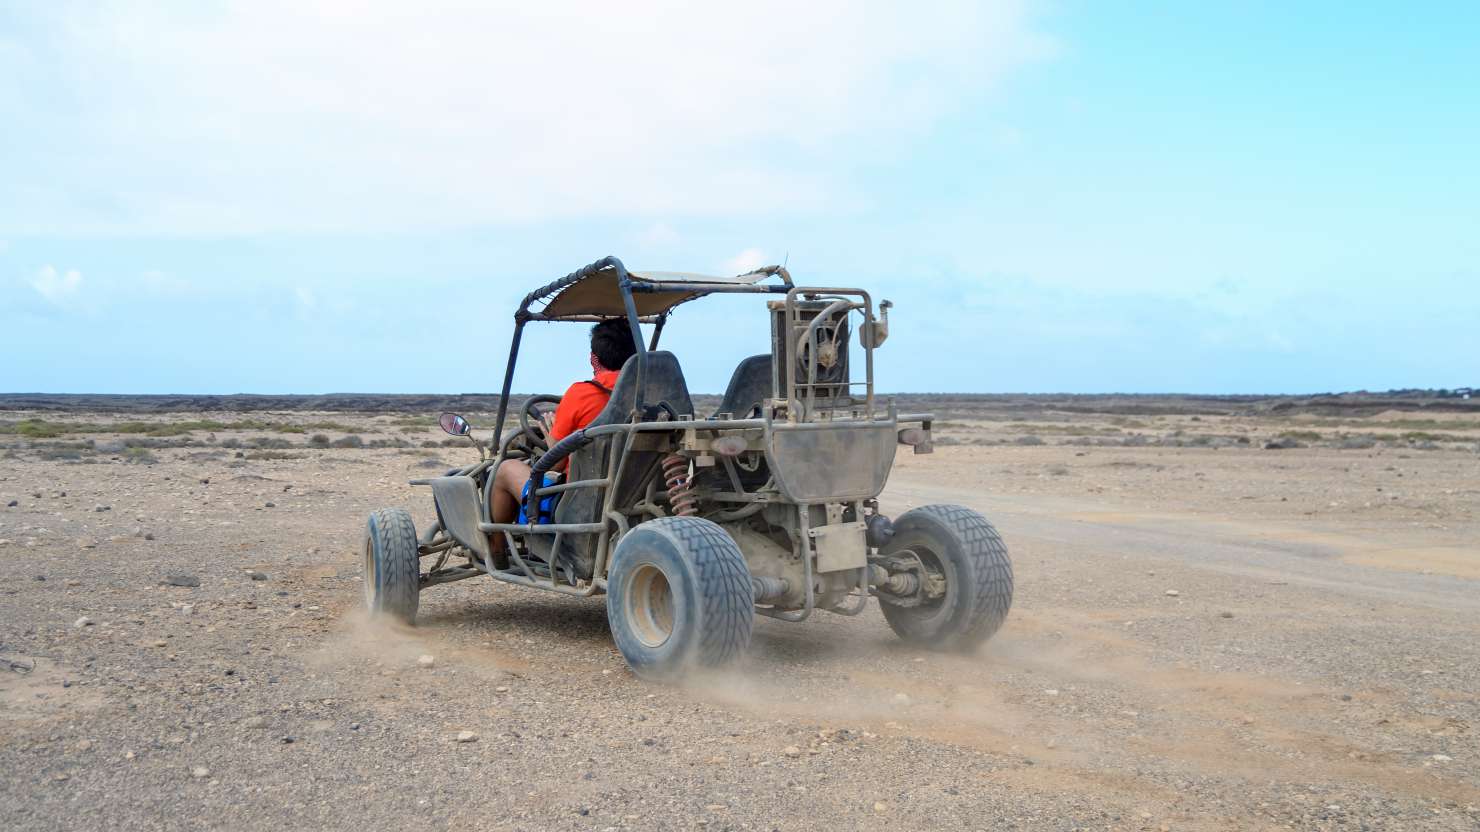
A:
[488,318,636,540]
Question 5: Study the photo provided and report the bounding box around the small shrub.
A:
[110,419,225,436]
[1279,430,1323,441]
[250,437,293,449]
[300,421,358,432]
[1,419,68,438]
[247,450,305,461]
[308,433,332,447]
[331,435,364,449]
[123,446,158,464]
[129,436,209,449]
[1014,435,1045,446]
[1401,431,1469,443]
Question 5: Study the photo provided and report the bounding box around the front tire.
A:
[878,504,1013,651]
[606,517,752,679]
[364,508,420,624]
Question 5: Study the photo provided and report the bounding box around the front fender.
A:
[429,476,491,563]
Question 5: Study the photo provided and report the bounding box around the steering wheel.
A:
[519,394,562,452]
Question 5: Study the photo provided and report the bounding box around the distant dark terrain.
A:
[0,390,1474,418]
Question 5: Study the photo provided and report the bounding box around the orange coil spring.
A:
[661,453,697,517]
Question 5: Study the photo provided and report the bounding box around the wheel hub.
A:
[625,563,675,648]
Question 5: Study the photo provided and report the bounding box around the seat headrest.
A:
[587,350,694,428]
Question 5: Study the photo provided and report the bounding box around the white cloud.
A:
[0,1,1052,235]
[722,248,769,275]
[295,287,317,309]
[636,222,681,250]
[141,269,193,294]
[1265,330,1295,352]
[29,265,82,304]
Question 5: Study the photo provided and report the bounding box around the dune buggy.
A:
[362,256,1013,677]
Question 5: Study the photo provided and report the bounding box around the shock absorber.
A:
[661,453,697,517]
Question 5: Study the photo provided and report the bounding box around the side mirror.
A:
[439,412,471,436]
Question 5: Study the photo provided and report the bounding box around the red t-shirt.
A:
[549,369,620,444]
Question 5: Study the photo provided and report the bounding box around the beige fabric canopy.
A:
[536,266,775,319]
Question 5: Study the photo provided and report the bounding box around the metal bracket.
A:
[809,519,867,573]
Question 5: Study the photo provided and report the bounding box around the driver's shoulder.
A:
[561,378,599,399]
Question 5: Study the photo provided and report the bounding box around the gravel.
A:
[2,408,1478,831]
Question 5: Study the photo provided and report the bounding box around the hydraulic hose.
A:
[522,429,592,521]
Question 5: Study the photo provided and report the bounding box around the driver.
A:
[489,317,636,544]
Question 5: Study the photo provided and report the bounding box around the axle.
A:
[868,564,919,596]
[751,575,789,603]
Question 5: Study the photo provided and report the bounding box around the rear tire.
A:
[364,508,420,624]
[606,517,752,679]
[878,504,1012,651]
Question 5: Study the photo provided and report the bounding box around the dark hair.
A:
[590,317,636,372]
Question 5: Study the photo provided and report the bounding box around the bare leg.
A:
[488,460,531,555]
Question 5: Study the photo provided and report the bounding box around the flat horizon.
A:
[2,388,1474,400]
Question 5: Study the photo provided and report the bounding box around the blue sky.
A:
[2,1,1476,395]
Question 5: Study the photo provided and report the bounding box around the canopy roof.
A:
[520,258,789,320]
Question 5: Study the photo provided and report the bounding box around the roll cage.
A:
[489,256,795,445]
[413,256,926,616]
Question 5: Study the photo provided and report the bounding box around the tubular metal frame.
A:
[490,256,792,448]
[416,256,930,612]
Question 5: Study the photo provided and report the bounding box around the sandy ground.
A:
[2,411,1479,831]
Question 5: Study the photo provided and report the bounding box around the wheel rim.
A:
[362,534,378,609]
[625,562,674,648]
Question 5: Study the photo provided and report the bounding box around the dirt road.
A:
[3,430,1478,830]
